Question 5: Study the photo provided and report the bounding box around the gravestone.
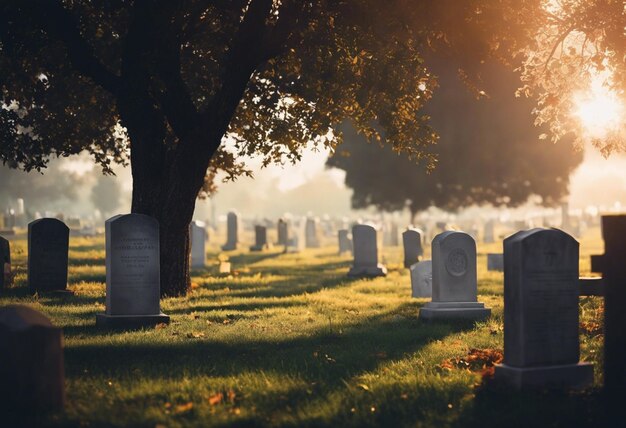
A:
[338,229,353,255]
[190,221,208,268]
[0,305,65,410]
[0,235,10,289]
[96,214,170,328]
[28,218,71,295]
[410,260,432,298]
[487,253,504,271]
[221,211,239,251]
[495,228,593,389]
[305,217,321,248]
[419,231,490,320]
[277,219,289,246]
[348,224,387,277]
[250,225,269,251]
[403,228,423,268]
[589,215,626,397]
[484,220,495,243]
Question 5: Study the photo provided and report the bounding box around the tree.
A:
[327,57,584,219]
[514,0,626,152]
[0,1,442,296]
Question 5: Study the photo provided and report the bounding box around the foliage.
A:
[327,58,583,216]
[0,1,438,179]
[515,0,626,152]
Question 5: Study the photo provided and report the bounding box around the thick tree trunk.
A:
[120,93,211,297]
[128,135,210,297]
[130,165,200,297]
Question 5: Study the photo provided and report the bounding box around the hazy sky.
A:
[54,139,626,220]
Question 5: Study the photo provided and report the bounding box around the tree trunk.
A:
[130,164,200,297]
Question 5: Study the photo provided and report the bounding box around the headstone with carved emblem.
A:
[419,231,490,321]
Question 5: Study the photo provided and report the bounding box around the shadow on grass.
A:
[63,303,469,383]
[168,298,307,315]
[69,244,104,252]
[68,257,105,266]
[228,251,284,266]
[455,377,605,428]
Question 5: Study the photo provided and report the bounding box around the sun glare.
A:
[574,75,624,138]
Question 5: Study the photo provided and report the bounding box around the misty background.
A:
[1,142,624,222]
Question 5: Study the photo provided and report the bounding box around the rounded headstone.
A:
[0,305,65,410]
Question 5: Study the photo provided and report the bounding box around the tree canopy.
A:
[327,58,584,217]
[0,0,446,295]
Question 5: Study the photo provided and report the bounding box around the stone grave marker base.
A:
[347,264,387,278]
[419,301,490,321]
[494,362,593,390]
[96,313,170,329]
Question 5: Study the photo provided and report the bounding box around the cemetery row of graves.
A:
[0,210,618,426]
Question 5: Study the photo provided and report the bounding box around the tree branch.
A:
[19,0,121,93]
[198,0,275,143]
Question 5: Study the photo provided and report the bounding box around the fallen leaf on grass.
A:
[174,402,193,414]
[208,392,224,406]
[187,332,205,338]
[155,323,168,330]
[356,384,370,391]
[190,282,199,290]
[580,321,602,335]
[439,348,503,376]
[208,389,237,406]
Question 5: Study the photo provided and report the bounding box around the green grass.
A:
[0,229,607,427]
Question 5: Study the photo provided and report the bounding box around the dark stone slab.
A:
[0,305,65,410]
[28,218,70,294]
[402,228,423,268]
[0,235,10,289]
[595,215,626,395]
[250,225,269,251]
[487,253,503,271]
[221,211,239,251]
[579,277,604,296]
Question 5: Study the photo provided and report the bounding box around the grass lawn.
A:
[0,229,607,427]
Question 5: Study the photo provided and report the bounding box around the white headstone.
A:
[410,260,432,298]
[96,214,169,328]
[348,224,387,277]
[419,231,490,320]
[495,228,593,389]
[190,221,207,268]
